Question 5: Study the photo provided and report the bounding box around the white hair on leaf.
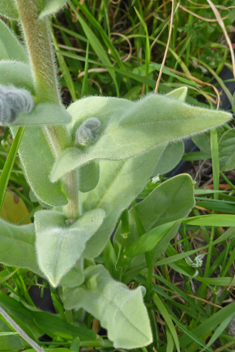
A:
[0,84,34,124]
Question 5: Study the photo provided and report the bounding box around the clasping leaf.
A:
[50,93,231,182]
[63,265,153,349]
[35,209,105,287]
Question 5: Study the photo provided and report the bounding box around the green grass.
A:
[1,0,235,351]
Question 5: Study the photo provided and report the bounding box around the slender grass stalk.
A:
[0,306,45,352]
[0,127,25,212]
[154,0,175,93]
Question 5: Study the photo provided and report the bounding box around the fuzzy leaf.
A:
[0,216,84,287]
[12,102,72,126]
[39,0,67,19]
[166,86,188,101]
[82,146,167,258]
[51,94,231,182]
[63,265,152,349]
[0,20,27,61]
[0,1,19,20]
[219,129,235,171]
[0,220,40,274]
[35,209,105,287]
[0,61,35,93]
[79,161,100,192]
[67,95,133,137]
[11,126,68,207]
[152,141,184,176]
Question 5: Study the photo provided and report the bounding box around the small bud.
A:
[75,117,101,147]
[83,117,101,132]
[0,85,34,124]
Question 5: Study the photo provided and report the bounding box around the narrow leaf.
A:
[0,127,25,211]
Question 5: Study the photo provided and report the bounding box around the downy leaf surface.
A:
[0,216,84,287]
[151,87,187,176]
[0,20,27,61]
[82,146,168,258]
[0,0,19,20]
[151,140,184,176]
[11,102,72,126]
[39,0,68,19]
[35,209,105,287]
[79,161,100,192]
[0,61,34,93]
[63,265,152,349]
[51,94,231,182]
[11,126,68,207]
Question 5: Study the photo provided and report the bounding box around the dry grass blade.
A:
[110,32,132,62]
[207,0,235,81]
[179,3,230,22]
[154,0,175,93]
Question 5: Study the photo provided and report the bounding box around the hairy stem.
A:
[16,0,79,218]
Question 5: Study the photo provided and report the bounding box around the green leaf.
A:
[0,319,24,351]
[67,94,133,136]
[0,20,26,61]
[39,0,67,19]
[0,220,40,274]
[35,209,105,287]
[11,126,68,207]
[0,217,83,287]
[219,129,235,171]
[0,293,97,343]
[0,127,25,212]
[116,174,195,268]
[0,61,34,93]
[0,2,19,20]
[82,145,167,258]
[166,86,188,102]
[63,265,153,349]
[132,174,195,230]
[151,87,186,176]
[152,141,184,176]
[79,161,99,193]
[11,102,72,126]
[50,94,231,182]
[192,132,211,153]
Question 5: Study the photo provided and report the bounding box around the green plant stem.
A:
[15,0,59,104]
[15,0,79,218]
